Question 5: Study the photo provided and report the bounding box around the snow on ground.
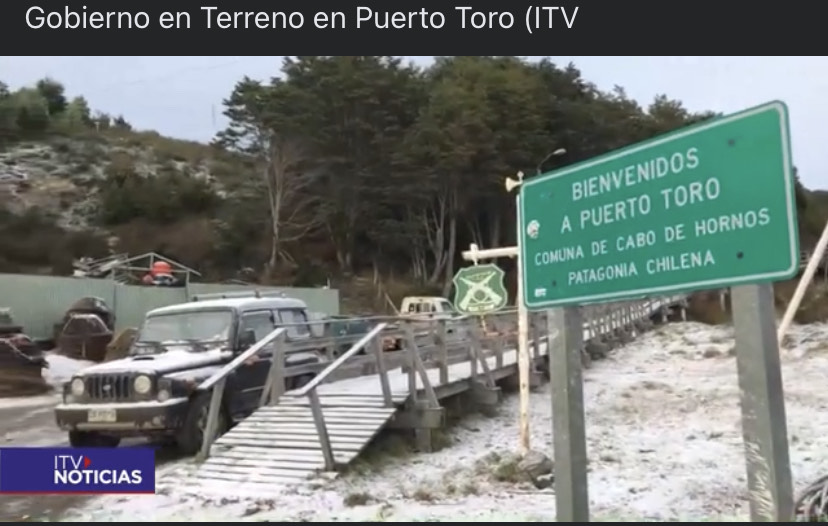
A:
[0,393,59,410]
[43,353,94,389]
[58,322,828,522]
[0,352,91,447]
[0,352,90,409]
[0,402,66,447]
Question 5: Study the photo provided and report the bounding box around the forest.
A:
[0,57,825,295]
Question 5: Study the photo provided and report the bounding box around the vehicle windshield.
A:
[134,310,234,354]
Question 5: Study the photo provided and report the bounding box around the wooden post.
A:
[600,307,608,336]
[308,388,335,471]
[404,322,417,401]
[469,319,479,380]
[530,312,540,359]
[545,309,556,350]
[468,325,495,388]
[778,219,828,347]
[550,307,589,522]
[266,333,286,405]
[198,378,226,460]
[372,336,393,407]
[732,284,794,521]
[437,319,449,385]
[494,330,505,368]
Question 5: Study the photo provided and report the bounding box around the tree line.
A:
[215,56,718,292]
[0,58,822,290]
[0,78,131,141]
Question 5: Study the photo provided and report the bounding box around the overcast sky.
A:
[1,56,825,190]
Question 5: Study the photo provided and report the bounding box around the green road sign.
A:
[519,100,799,309]
[452,263,508,315]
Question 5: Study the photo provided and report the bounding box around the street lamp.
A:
[535,148,568,176]
[504,147,567,455]
[465,148,568,454]
[506,148,567,193]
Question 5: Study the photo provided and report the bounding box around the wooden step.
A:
[256,404,397,414]
[239,422,386,436]
[252,408,397,420]
[224,430,373,445]
[213,435,367,451]
[282,391,403,399]
[238,420,386,432]
[278,396,404,407]
[210,444,358,464]
[278,398,396,408]
[245,411,394,423]
[247,406,395,416]
[244,414,394,426]
[197,396,399,488]
[242,412,392,426]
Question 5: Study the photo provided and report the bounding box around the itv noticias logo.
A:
[53,452,144,485]
[0,447,155,494]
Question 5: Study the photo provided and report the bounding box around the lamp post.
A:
[511,148,566,454]
[536,148,567,176]
[464,147,567,455]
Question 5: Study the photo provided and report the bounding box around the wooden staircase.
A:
[195,393,405,488]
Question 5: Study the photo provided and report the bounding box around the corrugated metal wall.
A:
[0,273,340,339]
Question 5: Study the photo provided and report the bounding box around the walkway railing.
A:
[195,327,286,459]
[193,295,688,466]
[800,249,828,269]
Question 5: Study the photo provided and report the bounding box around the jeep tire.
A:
[290,374,314,390]
[69,430,121,448]
[176,393,227,456]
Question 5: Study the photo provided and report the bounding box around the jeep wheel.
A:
[291,374,314,390]
[68,431,121,448]
[176,393,227,456]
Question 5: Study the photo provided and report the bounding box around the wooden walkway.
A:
[185,296,687,493]
[800,248,828,270]
[200,345,548,486]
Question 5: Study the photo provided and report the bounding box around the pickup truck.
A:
[382,296,465,350]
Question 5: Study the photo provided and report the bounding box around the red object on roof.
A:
[151,261,172,276]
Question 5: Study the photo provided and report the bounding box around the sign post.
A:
[459,243,532,454]
[514,192,531,456]
[549,305,587,522]
[518,100,798,522]
[732,284,794,521]
[460,186,537,454]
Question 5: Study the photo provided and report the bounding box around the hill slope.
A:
[1,67,826,314]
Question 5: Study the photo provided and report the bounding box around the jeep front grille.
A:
[85,374,133,401]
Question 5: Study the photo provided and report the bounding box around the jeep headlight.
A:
[157,378,171,402]
[70,378,85,397]
[133,375,152,395]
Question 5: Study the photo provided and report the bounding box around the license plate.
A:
[87,409,117,423]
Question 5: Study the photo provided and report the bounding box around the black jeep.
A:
[54,295,327,454]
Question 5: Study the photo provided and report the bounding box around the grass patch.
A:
[344,431,417,476]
